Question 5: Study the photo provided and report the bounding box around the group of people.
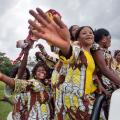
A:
[0,8,120,120]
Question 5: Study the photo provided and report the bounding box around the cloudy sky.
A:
[0,0,120,60]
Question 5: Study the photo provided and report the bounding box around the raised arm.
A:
[92,50,120,85]
[28,8,71,57]
[0,72,15,88]
[36,43,58,63]
[17,41,33,79]
[0,72,32,94]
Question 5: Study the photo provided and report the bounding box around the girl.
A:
[0,62,52,120]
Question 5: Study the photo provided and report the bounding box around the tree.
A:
[0,52,14,76]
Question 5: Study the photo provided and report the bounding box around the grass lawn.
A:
[0,81,12,120]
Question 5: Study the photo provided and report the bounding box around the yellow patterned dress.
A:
[51,45,97,120]
[6,79,51,120]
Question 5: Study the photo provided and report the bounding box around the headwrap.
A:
[46,9,61,20]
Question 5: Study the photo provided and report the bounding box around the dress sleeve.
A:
[59,45,74,64]
[59,45,81,65]
[14,79,29,94]
[4,79,29,97]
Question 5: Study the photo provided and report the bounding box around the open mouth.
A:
[86,36,93,39]
[86,37,94,41]
[39,73,46,78]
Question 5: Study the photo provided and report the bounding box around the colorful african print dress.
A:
[99,49,117,93]
[51,45,98,120]
[6,79,51,120]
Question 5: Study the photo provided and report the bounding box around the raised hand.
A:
[28,8,71,56]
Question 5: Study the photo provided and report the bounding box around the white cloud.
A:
[0,0,120,60]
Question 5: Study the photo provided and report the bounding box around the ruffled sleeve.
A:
[14,79,29,94]
[4,79,29,97]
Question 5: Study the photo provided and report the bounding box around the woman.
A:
[0,62,52,120]
[56,26,98,119]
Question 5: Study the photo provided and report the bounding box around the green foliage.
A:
[0,82,12,120]
[0,52,14,76]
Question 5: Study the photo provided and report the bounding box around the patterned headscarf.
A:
[46,9,61,20]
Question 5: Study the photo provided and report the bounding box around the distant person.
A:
[112,50,120,77]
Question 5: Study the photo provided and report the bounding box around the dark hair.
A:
[32,61,51,79]
[94,28,111,43]
[75,26,94,40]
[10,66,30,80]
[69,25,79,41]
[114,50,120,58]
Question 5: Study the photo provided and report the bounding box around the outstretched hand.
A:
[28,8,71,56]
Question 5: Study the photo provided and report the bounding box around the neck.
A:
[79,42,92,53]
[99,43,108,50]
[81,45,91,53]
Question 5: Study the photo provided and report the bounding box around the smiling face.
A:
[35,66,47,80]
[78,27,94,47]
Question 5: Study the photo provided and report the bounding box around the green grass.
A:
[0,81,12,120]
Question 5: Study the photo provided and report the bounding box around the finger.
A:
[53,15,66,28]
[36,8,51,23]
[29,10,48,27]
[31,29,46,40]
[28,19,44,33]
